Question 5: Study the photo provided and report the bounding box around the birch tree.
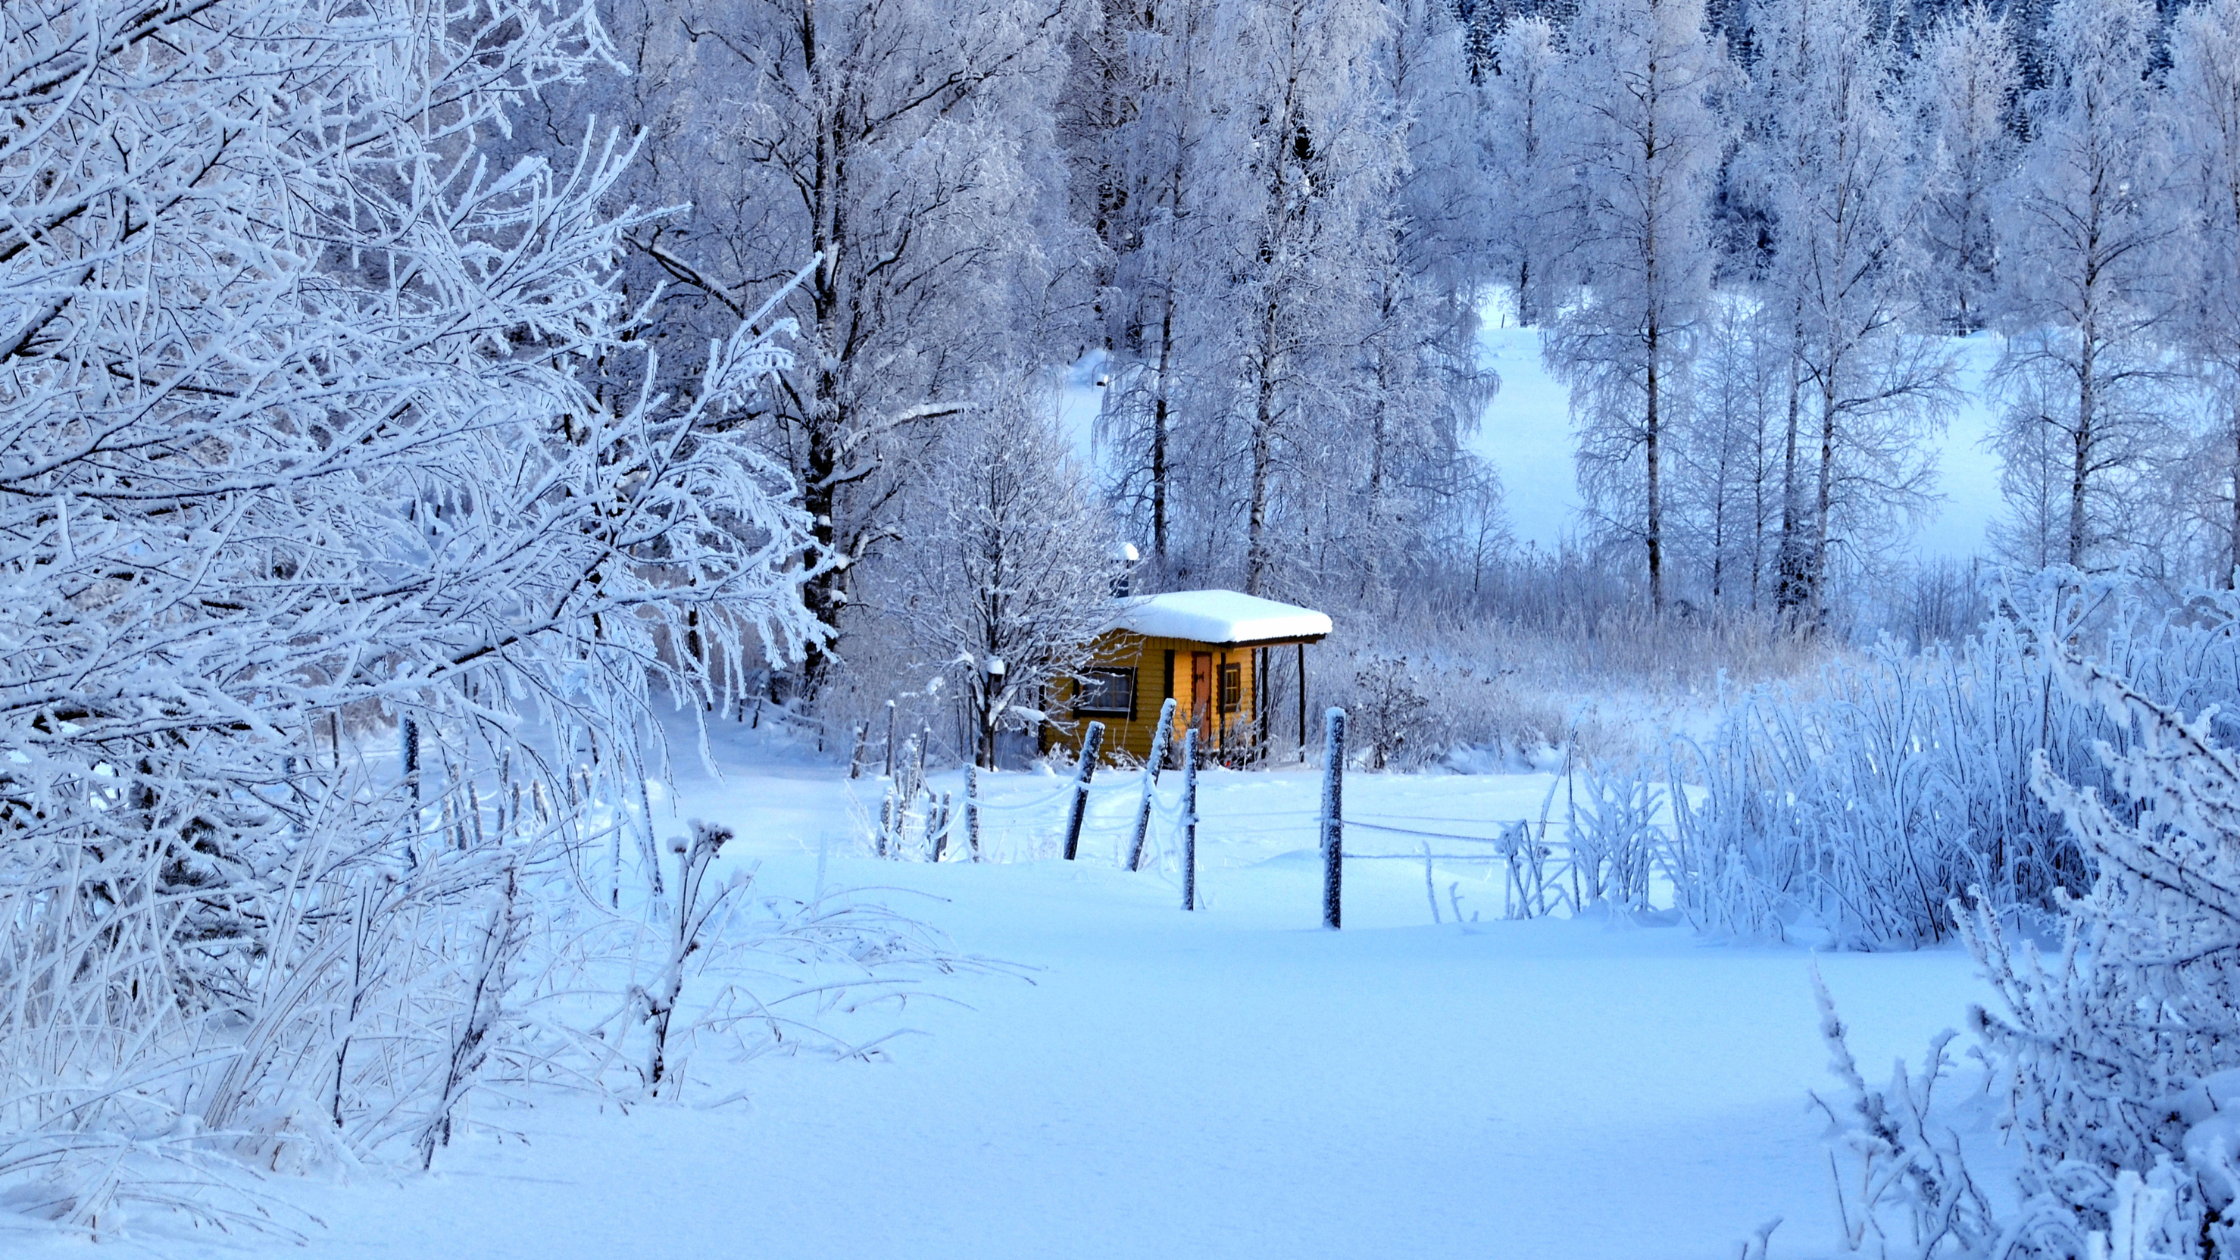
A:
[2169,0,2240,587]
[1230,0,1401,598]
[892,383,1118,767]
[568,0,1090,695]
[1670,295,1784,607]
[1754,0,1953,623]
[1544,0,1727,612]
[1992,0,2176,572]
[1484,16,1576,327]
[0,0,819,1205]
[1087,0,1218,572]
[1910,3,2020,334]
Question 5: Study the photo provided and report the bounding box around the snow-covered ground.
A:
[9,730,1995,1260]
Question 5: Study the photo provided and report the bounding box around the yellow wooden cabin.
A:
[1045,590,1332,764]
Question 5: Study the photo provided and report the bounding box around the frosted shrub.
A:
[1350,655,1436,771]
[1813,975,1998,1259]
[1958,647,2240,1257]
[1668,577,2240,947]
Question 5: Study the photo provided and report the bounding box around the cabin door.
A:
[1190,652,1213,743]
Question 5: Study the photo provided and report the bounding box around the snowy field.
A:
[7,729,1996,1260]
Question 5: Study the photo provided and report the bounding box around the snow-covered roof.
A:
[1105,590,1332,646]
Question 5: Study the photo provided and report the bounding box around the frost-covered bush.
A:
[1348,655,1435,771]
[1958,649,2240,1257]
[0,0,859,1230]
[1669,576,2240,947]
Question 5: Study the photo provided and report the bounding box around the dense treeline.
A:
[506,0,2240,747]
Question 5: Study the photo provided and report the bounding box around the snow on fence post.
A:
[1063,721,1105,860]
[1181,728,1201,911]
[1321,707,1346,930]
[964,764,983,862]
[847,723,868,779]
[1127,698,1180,872]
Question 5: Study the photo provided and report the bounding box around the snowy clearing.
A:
[8,734,1995,1260]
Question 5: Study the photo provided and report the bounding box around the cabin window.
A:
[1219,663,1241,714]
[1076,667,1136,718]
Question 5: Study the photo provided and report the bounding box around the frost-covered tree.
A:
[1484,16,1576,327]
[1544,0,1728,612]
[560,0,1091,695]
[1088,0,1219,571]
[0,0,818,1212]
[1992,0,2177,572]
[1347,0,1497,597]
[1751,0,1952,624]
[1669,294,1784,606]
[1968,633,2240,1256]
[1206,0,1405,597]
[1909,3,2020,334]
[1089,0,1489,607]
[890,383,1118,767]
[2168,0,2240,588]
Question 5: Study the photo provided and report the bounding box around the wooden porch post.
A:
[1215,649,1227,754]
[1296,641,1307,763]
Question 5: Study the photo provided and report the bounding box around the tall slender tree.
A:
[1911,3,2020,334]
[555,0,1091,695]
[1485,16,1575,327]
[1993,0,2176,571]
[1754,0,1953,623]
[2168,0,2240,587]
[1544,0,1727,611]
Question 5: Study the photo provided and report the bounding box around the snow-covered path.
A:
[16,755,1991,1260]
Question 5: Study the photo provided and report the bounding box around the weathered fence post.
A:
[1127,698,1179,872]
[1062,721,1105,860]
[964,765,982,862]
[883,699,898,780]
[402,716,420,805]
[847,723,868,779]
[1321,707,1346,930]
[932,790,953,862]
[1181,728,1200,911]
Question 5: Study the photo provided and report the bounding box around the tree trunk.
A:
[796,3,849,696]
[1774,305,1809,620]
[1645,324,1665,614]
[1152,296,1173,565]
[2230,402,2240,589]
[1245,296,1279,597]
[1812,373,1838,625]
[2068,324,2096,569]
